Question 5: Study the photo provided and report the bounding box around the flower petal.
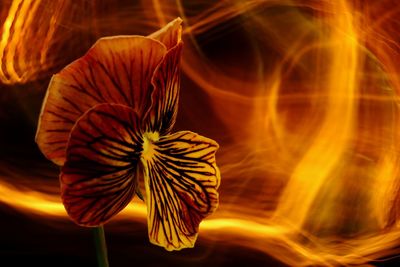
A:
[36,36,166,165]
[145,18,183,134]
[149,18,182,50]
[141,131,220,251]
[61,103,142,226]
[146,42,183,135]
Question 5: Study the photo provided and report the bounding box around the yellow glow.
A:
[0,179,146,219]
[273,0,360,227]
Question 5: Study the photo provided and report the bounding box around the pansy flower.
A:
[36,18,220,251]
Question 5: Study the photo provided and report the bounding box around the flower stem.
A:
[93,226,109,267]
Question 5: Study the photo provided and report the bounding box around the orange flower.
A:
[36,18,220,251]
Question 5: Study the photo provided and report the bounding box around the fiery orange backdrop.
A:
[1,0,400,266]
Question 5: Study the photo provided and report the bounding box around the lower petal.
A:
[61,103,142,226]
[141,131,220,251]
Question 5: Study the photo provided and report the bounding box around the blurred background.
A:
[1,0,400,266]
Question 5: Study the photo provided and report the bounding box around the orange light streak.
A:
[0,0,93,85]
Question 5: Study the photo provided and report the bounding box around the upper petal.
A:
[61,103,142,226]
[140,131,220,251]
[146,42,183,135]
[149,18,182,50]
[145,18,183,134]
[36,36,166,165]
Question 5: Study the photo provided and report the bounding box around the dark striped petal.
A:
[144,18,183,135]
[61,104,142,226]
[141,131,220,251]
[36,36,166,165]
[146,42,183,135]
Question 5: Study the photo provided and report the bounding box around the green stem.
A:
[92,226,109,267]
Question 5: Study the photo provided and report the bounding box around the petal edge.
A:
[149,17,183,50]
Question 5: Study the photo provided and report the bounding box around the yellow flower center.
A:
[142,132,160,161]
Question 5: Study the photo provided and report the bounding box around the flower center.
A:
[142,132,160,161]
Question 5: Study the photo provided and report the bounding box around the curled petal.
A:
[36,36,166,165]
[149,18,182,50]
[61,104,142,226]
[141,131,220,251]
[146,18,183,134]
[146,42,183,135]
